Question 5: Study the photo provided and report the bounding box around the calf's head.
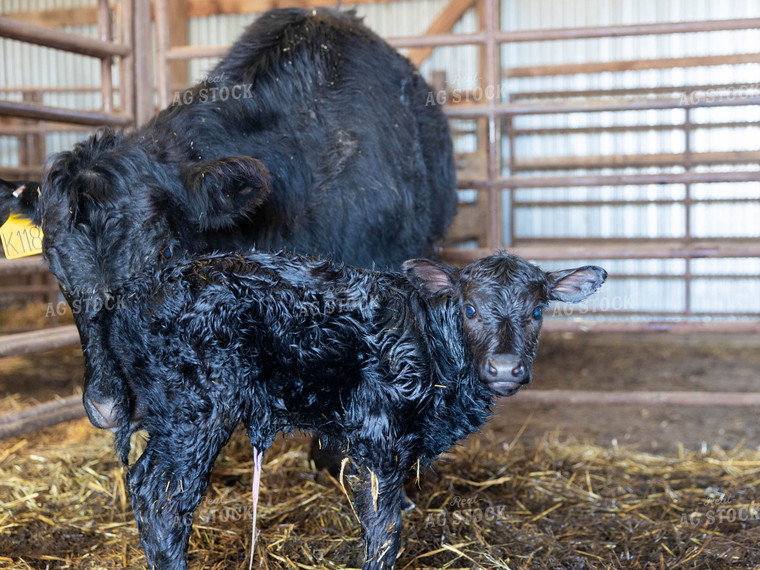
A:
[0,129,272,429]
[403,254,607,396]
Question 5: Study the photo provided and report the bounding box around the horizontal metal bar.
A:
[512,389,760,407]
[545,320,760,333]
[0,325,80,358]
[562,273,760,280]
[445,95,760,117]
[0,166,43,177]
[165,44,228,61]
[0,285,55,295]
[0,124,92,136]
[512,197,760,208]
[511,122,760,137]
[0,393,80,426]
[441,240,760,262]
[507,52,760,79]
[495,17,760,43]
[0,256,48,275]
[0,394,85,440]
[161,18,760,63]
[511,81,760,101]
[513,151,760,172]
[0,99,132,128]
[491,170,760,189]
[388,32,486,49]
[390,18,760,48]
[550,310,760,318]
[0,85,117,94]
[0,15,130,59]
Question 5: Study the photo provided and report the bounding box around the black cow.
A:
[89,250,606,569]
[0,8,456,431]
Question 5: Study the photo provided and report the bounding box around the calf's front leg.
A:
[128,421,234,569]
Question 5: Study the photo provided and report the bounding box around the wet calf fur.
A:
[91,252,606,569]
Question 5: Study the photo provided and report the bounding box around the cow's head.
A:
[403,254,607,396]
[0,128,272,429]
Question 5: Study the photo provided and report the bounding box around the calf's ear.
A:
[0,178,42,225]
[548,265,607,303]
[402,259,457,298]
[180,156,272,230]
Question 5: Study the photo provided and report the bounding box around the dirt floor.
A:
[495,332,760,454]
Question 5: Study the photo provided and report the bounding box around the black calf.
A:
[91,252,606,569]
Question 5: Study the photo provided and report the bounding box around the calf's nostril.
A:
[511,363,525,378]
[487,361,498,377]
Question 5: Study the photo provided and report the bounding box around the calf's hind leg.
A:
[128,419,236,569]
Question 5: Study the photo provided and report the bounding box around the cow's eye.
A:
[533,307,543,320]
[464,304,477,319]
[160,246,173,260]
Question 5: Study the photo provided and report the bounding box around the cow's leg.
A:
[347,463,406,570]
[127,420,235,570]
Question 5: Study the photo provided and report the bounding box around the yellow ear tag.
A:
[0,214,43,259]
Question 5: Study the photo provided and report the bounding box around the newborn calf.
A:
[91,251,606,569]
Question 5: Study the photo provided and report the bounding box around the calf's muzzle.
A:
[482,353,531,396]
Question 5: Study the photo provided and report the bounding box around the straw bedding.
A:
[2,393,760,569]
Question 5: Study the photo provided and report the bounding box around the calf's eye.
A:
[160,246,173,260]
[533,307,543,320]
[464,304,477,319]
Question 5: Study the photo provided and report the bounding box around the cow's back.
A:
[147,8,457,269]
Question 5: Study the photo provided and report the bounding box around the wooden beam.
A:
[2,7,96,27]
[0,15,130,58]
[0,95,132,127]
[406,0,475,68]
[168,0,189,87]
[133,0,156,126]
[507,52,760,78]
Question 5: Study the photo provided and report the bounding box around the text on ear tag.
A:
[0,214,43,259]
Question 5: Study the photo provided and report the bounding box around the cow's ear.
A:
[548,265,607,303]
[402,259,457,298]
[180,156,272,230]
[0,179,42,225]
